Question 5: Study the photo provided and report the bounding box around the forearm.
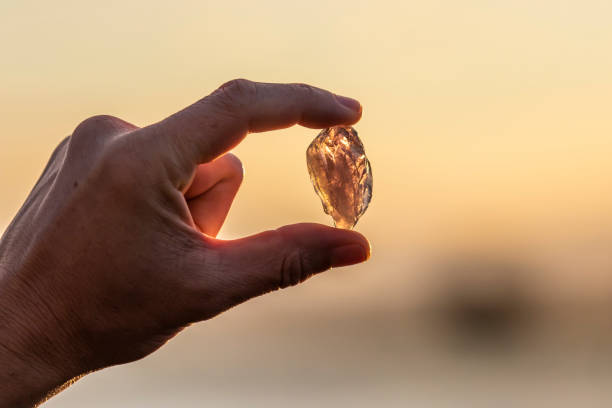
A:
[0,344,72,408]
[0,267,81,408]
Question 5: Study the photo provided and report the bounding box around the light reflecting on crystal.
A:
[306,126,373,229]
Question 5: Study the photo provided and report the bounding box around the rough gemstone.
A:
[306,126,373,229]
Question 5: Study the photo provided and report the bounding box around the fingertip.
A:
[345,229,371,261]
[334,94,363,125]
[320,227,370,267]
[335,95,361,113]
[330,244,369,267]
[362,235,371,261]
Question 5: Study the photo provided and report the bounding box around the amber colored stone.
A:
[306,126,373,229]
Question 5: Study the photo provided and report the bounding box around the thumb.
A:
[208,223,370,305]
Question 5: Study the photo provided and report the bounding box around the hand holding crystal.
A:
[0,79,369,407]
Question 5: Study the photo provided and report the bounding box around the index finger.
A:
[141,79,362,170]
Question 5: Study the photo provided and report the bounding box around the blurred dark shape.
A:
[432,256,532,348]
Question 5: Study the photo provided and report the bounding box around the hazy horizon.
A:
[3,1,612,406]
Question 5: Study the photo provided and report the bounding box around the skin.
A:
[0,79,369,407]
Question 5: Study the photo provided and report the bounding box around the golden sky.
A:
[4,4,612,406]
[2,0,612,299]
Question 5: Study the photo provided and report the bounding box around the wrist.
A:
[0,264,85,407]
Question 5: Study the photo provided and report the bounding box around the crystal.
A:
[306,126,373,229]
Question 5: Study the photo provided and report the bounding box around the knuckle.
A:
[291,82,316,97]
[72,115,124,140]
[68,115,130,160]
[213,78,257,111]
[219,78,255,95]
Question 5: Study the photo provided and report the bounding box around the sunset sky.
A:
[3,0,612,235]
[3,1,612,406]
[4,1,612,290]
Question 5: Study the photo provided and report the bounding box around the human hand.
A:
[0,79,368,407]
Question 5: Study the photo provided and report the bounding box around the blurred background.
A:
[2,0,612,406]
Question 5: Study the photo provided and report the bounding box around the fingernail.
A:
[330,244,369,267]
[335,95,362,113]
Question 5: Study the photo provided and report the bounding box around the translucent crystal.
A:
[306,126,373,229]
